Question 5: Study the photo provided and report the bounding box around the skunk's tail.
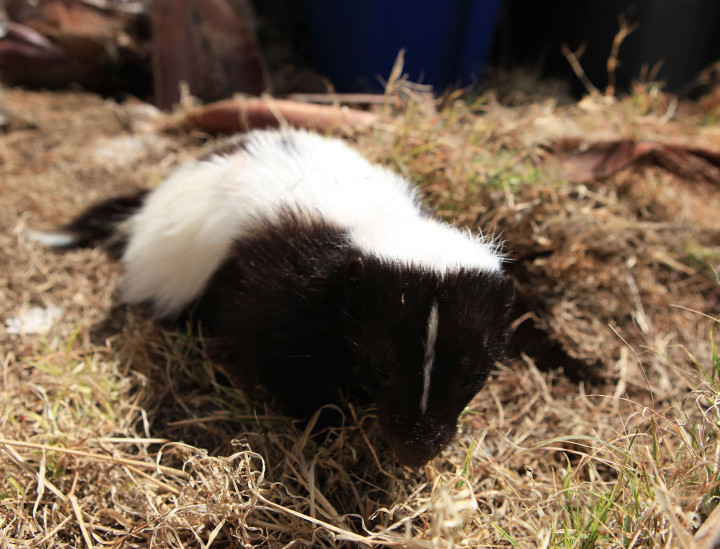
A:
[30,191,148,256]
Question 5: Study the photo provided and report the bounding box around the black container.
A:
[493,0,720,94]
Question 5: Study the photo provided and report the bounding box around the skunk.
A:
[52,128,514,467]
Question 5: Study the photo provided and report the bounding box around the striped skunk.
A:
[50,129,514,467]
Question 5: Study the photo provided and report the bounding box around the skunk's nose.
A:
[387,424,456,467]
[394,449,437,468]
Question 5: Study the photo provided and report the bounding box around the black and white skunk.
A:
[51,129,514,467]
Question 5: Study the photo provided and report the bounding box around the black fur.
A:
[342,257,514,466]
[62,191,148,255]
[191,213,356,415]
[57,174,515,467]
[182,211,514,466]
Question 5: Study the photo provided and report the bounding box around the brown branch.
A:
[186,97,379,134]
[606,15,639,97]
[561,41,599,96]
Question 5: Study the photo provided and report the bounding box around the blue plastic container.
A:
[302,0,502,92]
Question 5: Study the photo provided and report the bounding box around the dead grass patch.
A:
[1,86,719,546]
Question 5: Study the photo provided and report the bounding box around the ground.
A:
[1,86,720,547]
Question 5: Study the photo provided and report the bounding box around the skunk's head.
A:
[343,256,515,467]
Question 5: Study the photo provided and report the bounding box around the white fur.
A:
[420,302,439,415]
[26,229,77,248]
[119,129,502,317]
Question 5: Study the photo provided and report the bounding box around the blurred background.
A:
[1,0,719,108]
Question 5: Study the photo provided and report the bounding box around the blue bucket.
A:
[302,0,502,92]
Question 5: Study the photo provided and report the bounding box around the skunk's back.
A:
[118,129,425,317]
[54,128,503,318]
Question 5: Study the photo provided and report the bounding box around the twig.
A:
[287,93,401,106]
[34,514,75,546]
[347,405,393,479]
[608,325,655,408]
[607,15,639,97]
[254,494,404,547]
[0,437,188,478]
[69,494,95,549]
[562,42,599,95]
[123,464,183,496]
[0,441,68,503]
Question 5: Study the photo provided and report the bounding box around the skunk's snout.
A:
[384,418,456,468]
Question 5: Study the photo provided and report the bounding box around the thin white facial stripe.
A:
[420,301,439,415]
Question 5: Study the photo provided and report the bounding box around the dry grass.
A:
[1,84,720,547]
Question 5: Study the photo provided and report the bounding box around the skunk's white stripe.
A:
[119,129,503,317]
[420,302,439,415]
